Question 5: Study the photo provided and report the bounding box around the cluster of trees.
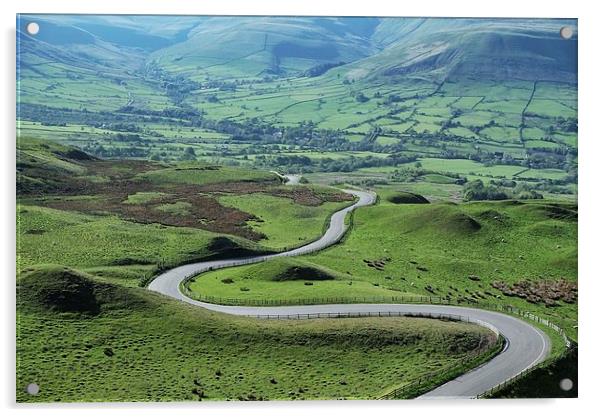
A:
[206,94,219,103]
[178,146,197,161]
[354,92,370,103]
[467,120,498,135]
[551,116,577,133]
[441,119,461,129]
[390,166,467,184]
[83,144,149,159]
[384,94,405,104]
[303,62,346,77]
[254,153,417,174]
[143,62,200,105]
[93,123,141,133]
[112,133,148,143]
[20,103,201,128]
[463,179,543,201]
[118,104,202,120]
[40,121,67,127]
[523,115,578,134]
[163,76,199,105]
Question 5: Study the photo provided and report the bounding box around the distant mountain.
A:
[17,15,577,82]
[149,17,381,79]
[18,16,149,72]
[345,18,577,83]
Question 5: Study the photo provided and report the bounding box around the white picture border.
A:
[2,1,597,416]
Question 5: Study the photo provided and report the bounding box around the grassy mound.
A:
[387,191,430,205]
[443,212,482,233]
[205,236,273,259]
[17,265,141,315]
[305,198,577,337]
[16,137,87,194]
[207,236,246,252]
[225,258,338,282]
[262,259,338,282]
[475,209,507,221]
[272,264,336,282]
[404,205,482,234]
[535,204,578,221]
[514,202,578,222]
[55,148,97,161]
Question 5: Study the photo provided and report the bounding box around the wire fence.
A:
[252,311,498,337]
[184,291,575,347]
[378,335,505,400]
[182,290,576,399]
[475,341,577,398]
[255,309,504,400]
[378,307,576,400]
[186,293,457,307]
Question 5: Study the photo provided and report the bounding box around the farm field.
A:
[17,71,577,199]
[17,71,578,205]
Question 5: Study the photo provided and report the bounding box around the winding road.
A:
[148,189,551,399]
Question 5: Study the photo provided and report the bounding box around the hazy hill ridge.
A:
[18,16,577,82]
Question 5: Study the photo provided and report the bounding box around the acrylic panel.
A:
[16,14,578,402]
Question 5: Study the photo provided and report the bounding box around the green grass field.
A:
[186,257,405,302]
[138,164,278,185]
[403,158,526,178]
[16,138,514,402]
[217,191,353,250]
[16,204,263,287]
[16,139,358,286]
[18,73,577,195]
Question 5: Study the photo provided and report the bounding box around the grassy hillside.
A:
[190,195,577,338]
[344,19,577,84]
[185,258,402,303]
[17,266,497,402]
[17,138,355,263]
[16,143,502,402]
[17,204,264,287]
[17,138,357,289]
[150,17,378,81]
[217,189,355,250]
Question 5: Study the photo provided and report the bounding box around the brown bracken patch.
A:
[492,279,577,307]
[38,182,267,241]
[267,186,353,206]
[198,182,354,206]
[22,157,351,241]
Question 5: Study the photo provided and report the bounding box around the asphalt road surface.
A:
[149,189,550,399]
